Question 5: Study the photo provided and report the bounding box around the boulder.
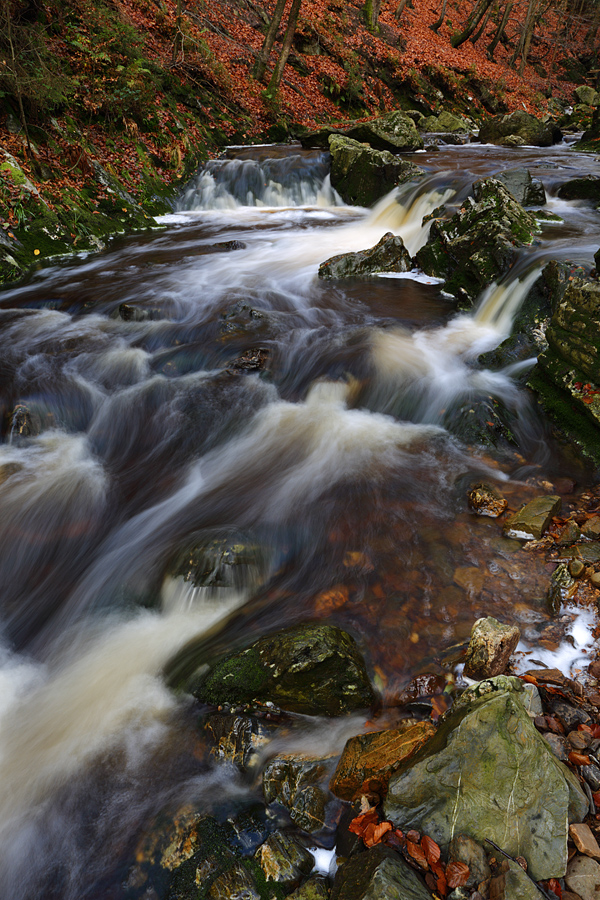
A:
[415,177,539,303]
[529,278,600,463]
[328,135,424,207]
[318,232,412,279]
[194,622,375,715]
[329,720,435,801]
[420,111,471,133]
[383,675,588,881]
[255,831,314,891]
[557,175,600,202]
[263,753,335,833]
[345,111,424,152]
[574,85,600,106]
[463,616,520,679]
[497,168,546,206]
[503,494,561,540]
[331,844,433,900]
[478,110,561,147]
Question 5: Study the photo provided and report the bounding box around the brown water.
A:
[0,139,599,898]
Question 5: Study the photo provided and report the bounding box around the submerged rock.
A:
[463,616,520,679]
[331,844,433,900]
[503,494,561,540]
[467,482,507,517]
[415,177,539,303]
[318,232,412,279]
[557,175,600,202]
[383,676,588,881]
[328,135,424,207]
[194,622,374,715]
[478,110,561,147]
[497,167,546,206]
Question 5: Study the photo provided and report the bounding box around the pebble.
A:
[570,731,593,750]
[570,823,600,860]
[591,572,600,588]
[569,559,586,578]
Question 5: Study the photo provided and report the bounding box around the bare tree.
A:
[470,0,495,42]
[509,0,539,74]
[395,0,412,21]
[267,0,302,94]
[487,0,513,58]
[172,0,183,62]
[451,0,495,47]
[430,0,448,32]
[252,0,288,81]
[363,0,383,31]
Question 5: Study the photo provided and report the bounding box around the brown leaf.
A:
[406,829,421,843]
[348,807,378,835]
[406,839,428,869]
[365,821,392,847]
[546,716,565,735]
[569,751,591,766]
[422,834,441,865]
[547,877,562,898]
[437,871,448,898]
[446,860,470,888]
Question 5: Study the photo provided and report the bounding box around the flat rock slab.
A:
[504,494,561,540]
[566,854,600,900]
[570,823,600,859]
[384,675,588,881]
[330,721,435,801]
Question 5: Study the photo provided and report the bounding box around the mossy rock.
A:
[195,622,374,716]
[557,175,600,202]
[345,110,424,152]
[478,110,561,147]
[328,134,424,207]
[318,231,412,278]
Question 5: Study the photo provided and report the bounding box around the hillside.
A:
[0,0,598,282]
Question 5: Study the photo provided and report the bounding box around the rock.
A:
[569,559,586,578]
[300,126,350,149]
[345,111,424,152]
[194,623,375,716]
[448,834,491,890]
[566,854,600,900]
[210,240,247,252]
[415,177,539,303]
[467,482,507,517]
[331,844,433,900]
[288,876,330,899]
[420,111,472,133]
[263,754,335,833]
[529,278,600,464]
[167,534,268,591]
[583,516,600,538]
[318,232,412,279]
[255,831,314,891]
[204,713,277,771]
[383,675,588,881]
[206,861,261,900]
[329,720,436,801]
[463,616,520,680]
[570,823,600,859]
[478,111,561,147]
[558,520,582,545]
[543,732,570,761]
[557,176,600,202]
[575,86,600,106]
[503,494,561,540]
[497,168,546,206]
[328,135,424,207]
[504,859,542,900]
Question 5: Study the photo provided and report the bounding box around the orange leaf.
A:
[406,839,428,869]
[437,871,448,898]
[569,751,591,766]
[348,807,378,835]
[422,834,441,865]
[446,861,470,888]
[366,821,392,846]
[547,878,562,899]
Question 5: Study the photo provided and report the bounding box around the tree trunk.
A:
[252,0,288,81]
[395,0,411,22]
[172,0,183,62]
[509,0,537,71]
[267,0,302,94]
[430,0,448,33]
[487,0,512,58]
[470,0,495,42]
[363,0,382,31]
[451,0,495,47]
[2,0,32,157]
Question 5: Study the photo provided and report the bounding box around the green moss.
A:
[196,647,268,706]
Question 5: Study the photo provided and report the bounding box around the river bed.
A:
[0,139,600,898]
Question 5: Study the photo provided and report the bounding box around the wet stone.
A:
[569,730,593,750]
[330,844,433,900]
[543,732,570,761]
[288,875,330,900]
[503,494,561,540]
[467,482,507,518]
[204,714,277,771]
[206,861,260,900]
[558,520,582,545]
[504,859,541,900]
[583,516,600,539]
[566,854,600,900]
[463,616,520,680]
[569,823,600,859]
[330,721,436,801]
[448,834,491,890]
[263,754,334,834]
[255,831,314,891]
[318,232,412,279]
[569,559,586,578]
[582,764,600,792]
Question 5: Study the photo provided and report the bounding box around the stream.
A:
[1,138,600,898]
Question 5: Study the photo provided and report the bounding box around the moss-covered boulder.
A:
[529,277,600,463]
[318,232,412,278]
[194,622,374,716]
[478,110,561,147]
[420,111,472,133]
[415,177,539,303]
[345,111,424,152]
[557,175,600,202]
[328,135,424,207]
[574,85,600,106]
[331,845,433,900]
[383,676,588,882]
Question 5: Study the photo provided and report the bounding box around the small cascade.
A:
[473,267,543,334]
[178,150,342,210]
[366,178,456,255]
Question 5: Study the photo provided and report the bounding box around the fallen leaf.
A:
[446,861,470,888]
[422,834,441,865]
[569,751,591,766]
[406,839,428,869]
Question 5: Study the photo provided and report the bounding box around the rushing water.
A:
[1,139,600,898]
